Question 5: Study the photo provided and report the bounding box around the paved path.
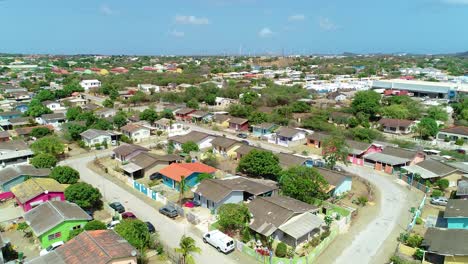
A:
[60,155,256,264]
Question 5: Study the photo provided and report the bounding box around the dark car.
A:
[237,133,248,139]
[121,212,137,219]
[145,221,156,233]
[109,202,125,214]
[159,206,178,218]
[241,140,250,145]
[455,149,466,154]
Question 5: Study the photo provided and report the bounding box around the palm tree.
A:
[175,235,201,264]
[178,176,187,206]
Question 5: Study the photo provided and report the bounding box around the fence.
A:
[398,173,430,193]
[130,179,168,205]
[237,228,339,264]
[408,194,426,231]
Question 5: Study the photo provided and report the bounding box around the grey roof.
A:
[188,110,209,118]
[235,145,264,156]
[0,165,50,186]
[444,199,468,218]
[0,111,21,117]
[373,80,453,93]
[278,213,324,239]
[228,116,248,125]
[448,162,468,174]
[130,152,182,169]
[80,129,112,140]
[402,159,459,179]
[195,177,277,203]
[213,114,230,123]
[382,146,420,160]
[122,163,143,174]
[154,118,173,126]
[175,108,195,115]
[24,201,91,236]
[248,196,319,237]
[252,123,275,129]
[276,153,308,168]
[0,131,10,139]
[363,152,410,166]
[316,168,348,188]
[211,137,239,149]
[0,140,29,151]
[169,131,211,144]
[41,113,65,121]
[457,180,468,196]
[378,118,414,128]
[9,117,34,125]
[306,132,329,142]
[422,228,468,256]
[346,140,372,155]
[112,143,148,158]
[276,127,303,138]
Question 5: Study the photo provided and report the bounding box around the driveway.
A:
[60,155,256,264]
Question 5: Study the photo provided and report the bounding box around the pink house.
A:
[346,140,383,166]
[10,178,65,212]
[362,146,426,174]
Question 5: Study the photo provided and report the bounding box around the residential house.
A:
[268,127,306,147]
[123,153,182,179]
[402,159,461,187]
[248,196,323,248]
[422,228,468,264]
[193,176,278,212]
[378,118,415,134]
[138,83,160,93]
[42,100,66,112]
[174,108,196,121]
[27,230,137,264]
[80,129,113,147]
[0,165,50,192]
[346,140,383,166]
[10,117,35,127]
[95,108,117,118]
[11,92,32,102]
[276,153,314,168]
[316,168,352,196]
[11,178,65,212]
[456,180,468,199]
[363,146,425,174]
[112,143,149,162]
[0,111,22,121]
[437,126,468,143]
[0,140,34,167]
[79,79,101,91]
[188,110,211,123]
[252,123,276,137]
[154,118,184,135]
[158,162,217,190]
[228,117,249,131]
[121,123,150,143]
[214,97,235,110]
[212,114,231,128]
[15,125,53,139]
[444,199,468,229]
[234,144,264,160]
[24,201,92,248]
[36,113,66,130]
[306,132,329,149]
[211,137,242,158]
[0,131,10,142]
[169,131,214,151]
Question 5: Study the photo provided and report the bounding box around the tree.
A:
[175,235,201,264]
[186,99,199,109]
[240,92,258,105]
[181,141,199,153]
[140,108,158,123]
[35,90,55,102]
[248,111,268,125]
[30,127,51,138]
[381,105,409,119]
[279,166,330,203]
[84,220,107,231]
[427,106,448,121]
[65,182,102,209]
[31,136,65,156]
[50,166,80,184]
[76,111,97,127]
[195,172,214,183]
[290,101,310,113]
[66,124,87,141]
[66,107,82,121]
[90,118,113,130]
[115,220,151,250]
[275,242,287,257]
[322,135,349,169]
[178,176,188,205]
[414,117,439,139]
[31,153,57,168]
[113,112,128,129]
[25,99,52,117]
[217,203,250,231]
[351,90,381,117]
[160,109,174,119]
[228,104,253,118]
[349,127,381,143]
[102,99,114,108]
[68,228,84,240]
[237,149,282,180]
[436,178,449,191]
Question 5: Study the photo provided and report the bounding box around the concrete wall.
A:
[334,177,352,196]
[21,192,65,212]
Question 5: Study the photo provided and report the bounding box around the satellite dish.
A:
[131,250,137,257]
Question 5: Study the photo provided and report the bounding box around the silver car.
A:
[430,197,448,206]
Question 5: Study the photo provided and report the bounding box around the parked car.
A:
[430,197,448,206]
[237,133,248,139]
[121,212,137,219]
[109,202,125,213]
[241,140,250,145]
[159,206,178,218]
[455,149,466,154]
[145,221,156,233]
[106,220,121,230]
[203,230,235,254]
[40,241,64,256]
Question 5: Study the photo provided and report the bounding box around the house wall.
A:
[229,122,249,131]
[197,191,243,212]
[39,220,88,248]
[446,218,468,229]
[21,192,65,212]
[84,135,111,146]
[444,256,468,264]
[306,139,321,148]
[130,129,150,143]
[443,172,462,188]
[437,132,468,143]
[198,137,214,150]
[334,177,352,196]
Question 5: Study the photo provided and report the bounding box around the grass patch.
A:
[324,202,351,217]
[210,221,221,231]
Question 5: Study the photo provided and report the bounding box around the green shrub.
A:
[406,234,423,248]
[357,196,368,206]
[398,232,409,243]
[415,217,423,225]
[241,227,251,243]
[17,222,29,231]
[455,138,465,146]
[320,230,331,241]
[436,179,449,191]
[310,237,321,247]
[431,190,443,197]
[275,242,287,258]
[413,248,424,260]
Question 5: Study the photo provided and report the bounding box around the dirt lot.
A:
[338,176,375,209]
[1,224,41,262]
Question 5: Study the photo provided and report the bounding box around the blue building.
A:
[252,123,276,137]
[445,199,468,229]
[317,168,353,196]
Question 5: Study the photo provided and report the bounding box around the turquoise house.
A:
[445,199,468,229]
[0,165,51,192]
[252,123,276,137]
[317,168,353,196]
[158,162,217,190]
[0,111,22,121]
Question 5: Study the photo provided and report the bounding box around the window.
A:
[47,232,61,241]
[72,225,81,230]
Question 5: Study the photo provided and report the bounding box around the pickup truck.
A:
[203,230,235,254]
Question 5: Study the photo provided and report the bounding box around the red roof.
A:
[159,162,216,182]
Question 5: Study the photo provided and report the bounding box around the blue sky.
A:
[1,0,467,55]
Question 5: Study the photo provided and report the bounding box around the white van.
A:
[203,230,235,254]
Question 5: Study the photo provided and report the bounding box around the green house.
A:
[24,201,92,248]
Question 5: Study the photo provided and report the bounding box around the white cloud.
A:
[175,15,210,25]
[442,0,468,4]
[170,30,185,38]
[100,4,117,15]
[258,27,274,38]
[318,17,338,31]
[288,14,306,21]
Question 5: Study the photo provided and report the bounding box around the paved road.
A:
[60,154,255,264]
[333,165,415,264]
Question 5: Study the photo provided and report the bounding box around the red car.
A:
[121,212,137,219]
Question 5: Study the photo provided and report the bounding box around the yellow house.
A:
[211,136,242,159]
[423,228,468,264]
[212,114,231,129]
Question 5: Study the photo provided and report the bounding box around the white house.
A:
[268,127,307,147]
[42,101,66,112]
[35,113,66,131]
[214,97,235,110]
[169,131,214,151]
[80,129,113,147]
[95,108,117,118]
[79,79,101,91]
[120,123,151,143]
[154,118,185,135]
[137,84,160,93]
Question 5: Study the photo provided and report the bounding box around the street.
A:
[60,154,257,264]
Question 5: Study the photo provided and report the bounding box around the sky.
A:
[0,0,467,55]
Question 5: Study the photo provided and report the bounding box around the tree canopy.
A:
[351,90,381,117]
[65,182,102,210]
[50,166,80,184]
[217,203,250,231]
[237,149,282,180]
[30,153,58,168]
[114,219,151,250]
[322,135,349,169]
[279,166,330,203]
[140,108,158,123]
[84,220,107,231]
[30,136,65,156]
[30,127,52,138]
[176,235,201,264]
[181,141,199,153]
[414,117,439,139]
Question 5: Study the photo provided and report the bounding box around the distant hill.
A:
[454,51,468,58]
